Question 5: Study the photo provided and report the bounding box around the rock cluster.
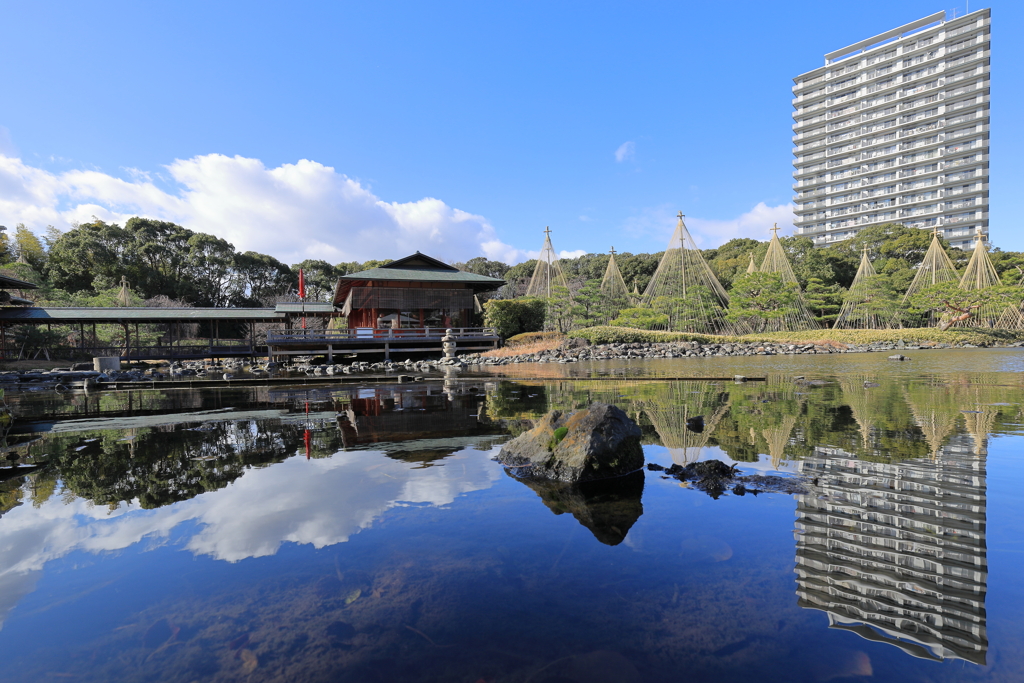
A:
[496,403,644,483]
[298,357,466,376]
[457,338,1015,365]
[647,460,807,498]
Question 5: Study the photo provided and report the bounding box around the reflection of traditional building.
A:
[335,385,503,462]
[794,434,987,664]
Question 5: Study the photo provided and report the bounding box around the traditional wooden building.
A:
[332,252,504,331]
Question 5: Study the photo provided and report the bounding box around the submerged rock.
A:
[495,403,643,483]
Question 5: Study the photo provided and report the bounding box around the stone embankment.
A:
[459,338,1024,366]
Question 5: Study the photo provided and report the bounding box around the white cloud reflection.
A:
[0,446,501,629]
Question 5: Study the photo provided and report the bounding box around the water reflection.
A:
[795,433,988,665]
[509,470,645,546]
[0,363,1021,681]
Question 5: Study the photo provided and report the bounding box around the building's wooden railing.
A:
[267,327,498,344]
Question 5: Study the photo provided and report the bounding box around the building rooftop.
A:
[334,252,505,306]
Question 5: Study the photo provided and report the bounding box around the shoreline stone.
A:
[457,338,1024,366]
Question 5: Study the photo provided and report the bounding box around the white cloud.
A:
[621,202,795,249]
[0,153,525,265]
[685,202,796,247]
[558,249,587,259]
[614,141,635,163]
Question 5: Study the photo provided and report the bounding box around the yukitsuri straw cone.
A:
[639,212,734,334]
[834,247,899,329]
[755,224,818,332]
[525,227,573,300]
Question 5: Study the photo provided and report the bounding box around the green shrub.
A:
[483,297,546,339]
[608,307,668,330]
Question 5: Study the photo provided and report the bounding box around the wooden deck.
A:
[266,327,500,361]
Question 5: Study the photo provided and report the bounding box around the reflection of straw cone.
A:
[643,389,729,466]
[839,377,880,450]
[904,386,960,459]
[961,388,998,455]
[762,415,797,468]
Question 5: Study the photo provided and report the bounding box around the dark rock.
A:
[685,415,704,433]
[646,463,665,471]
[888,354,909,361]
[495,403,643,483]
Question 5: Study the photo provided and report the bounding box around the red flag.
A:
[298,269,306,299]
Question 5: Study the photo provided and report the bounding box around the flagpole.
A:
[299,268,307,332]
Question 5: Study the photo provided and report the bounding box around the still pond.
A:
[0,349,1022,682]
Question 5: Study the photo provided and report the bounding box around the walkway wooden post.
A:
[121,322,130,361]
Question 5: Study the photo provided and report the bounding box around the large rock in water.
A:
[496,402,643,483]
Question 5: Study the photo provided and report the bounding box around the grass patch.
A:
[481,331,566,358]
[568,326,1024,347]
[737,328,1024,346]
[568,327,718,345]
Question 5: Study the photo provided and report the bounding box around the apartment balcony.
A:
[945,34,983,55]
[944,198,978,212]
[793,113,827,130]
[945,80,989,100]
[793,162,828,177]
[899,135,941,152]
[943,47,989,71]
[946,93,989,113]
[899,193,940,204]
[943,211,980,225]
[944,68,984,86]
[898,94,941,112]
[942,153,988,171]
[943,182,987,197]
[798,101,827,116]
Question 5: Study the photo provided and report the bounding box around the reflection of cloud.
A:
[0,446,500,628]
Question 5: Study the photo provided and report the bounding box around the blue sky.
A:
[1,1,1020,264]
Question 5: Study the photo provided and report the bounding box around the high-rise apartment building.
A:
[791,9,991,249]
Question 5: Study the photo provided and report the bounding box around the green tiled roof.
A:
[339,267,504,285]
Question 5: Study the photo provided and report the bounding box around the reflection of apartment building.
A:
[794,435,987,664]
[792,9,991,249]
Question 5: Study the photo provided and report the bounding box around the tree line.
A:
[0,219,393,308]
[3,218,1022,333]
[481,224,1024,335]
